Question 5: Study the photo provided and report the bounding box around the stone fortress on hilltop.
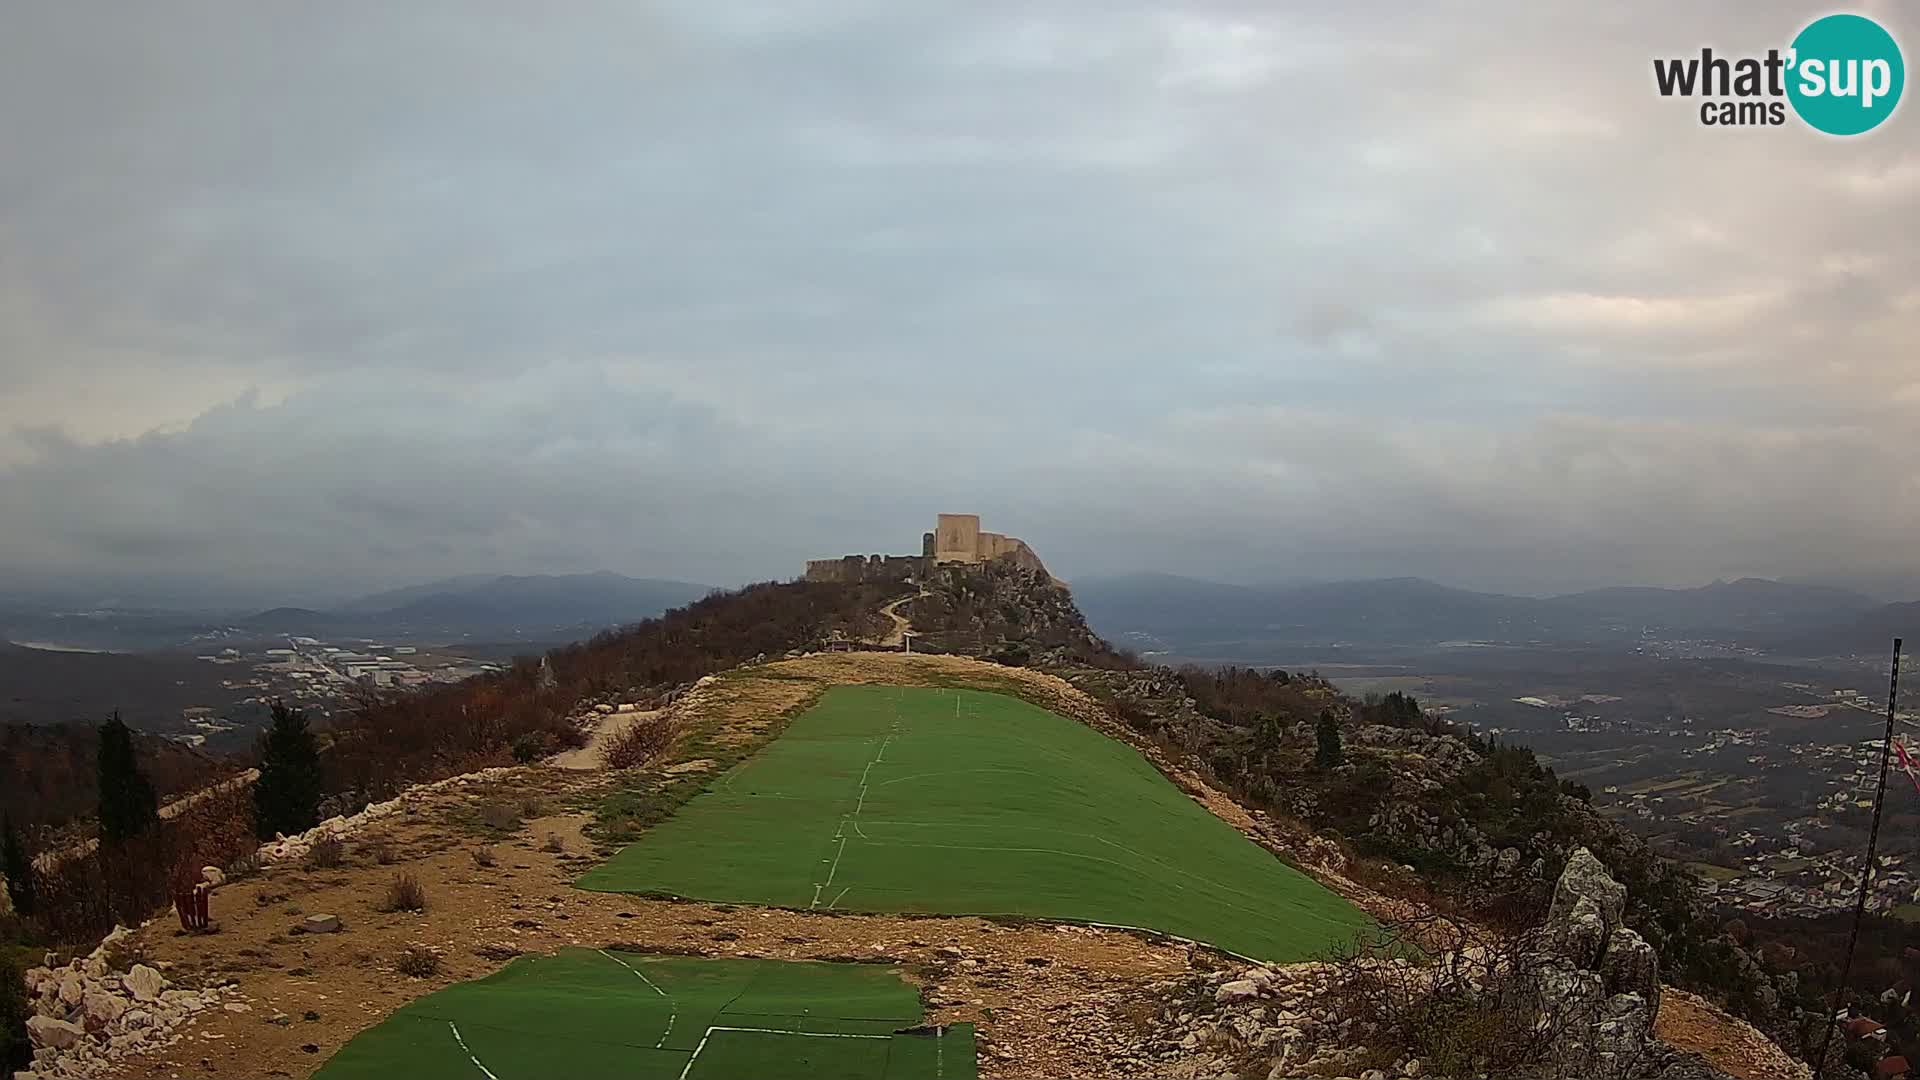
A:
[803,513,1050,584]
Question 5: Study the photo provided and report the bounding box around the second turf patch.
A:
[578,684,1369,961]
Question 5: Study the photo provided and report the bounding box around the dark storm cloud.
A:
[1,1,1916,602]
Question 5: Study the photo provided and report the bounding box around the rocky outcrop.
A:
[1132,850,1746,1080]
[17,925,236,1080]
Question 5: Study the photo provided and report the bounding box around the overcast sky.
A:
[2,2,1917,606]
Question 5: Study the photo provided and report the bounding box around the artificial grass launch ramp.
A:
[314,949,973,1080]
[579,685,1368,960]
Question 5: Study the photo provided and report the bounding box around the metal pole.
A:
[1814,637,1903,1079]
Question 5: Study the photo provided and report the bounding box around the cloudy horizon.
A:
[3,2,1918,608]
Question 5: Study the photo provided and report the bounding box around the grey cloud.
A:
[0,2,1916,604]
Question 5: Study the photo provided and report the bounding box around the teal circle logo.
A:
[1787,14,1904,135]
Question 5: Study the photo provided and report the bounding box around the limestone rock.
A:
[1215,979,1261,1004]
[303,913,343,934]
[82,990,127,1027]
[1601,927,1662,1013]
[1550,847,1626,932]
[26,1016,84,1050]
[122,964,165,1002]
[201,865,226,888]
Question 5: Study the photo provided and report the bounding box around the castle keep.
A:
[804,513,1048,583]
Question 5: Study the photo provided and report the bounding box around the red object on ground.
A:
[172,882,212,931]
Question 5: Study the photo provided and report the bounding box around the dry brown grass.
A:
[469,846,496,869]
[601,716,682,769]
[303,836,345,870]
[378,872,426,913]
[395,945,441,978]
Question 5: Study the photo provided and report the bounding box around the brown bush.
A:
[379,872,426,913]
[470,846,496,869]
[476,802,520,833]
[1323,913,1584,1079]
[540,834,564,853]
[31,784,258,947]
[395,945,441,978]
[303,836,345,870]
[601,717,680,770]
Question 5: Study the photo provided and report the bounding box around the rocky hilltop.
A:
[2,564,1833,1080]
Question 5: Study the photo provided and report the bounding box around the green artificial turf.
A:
[314,949,974,1080]
[578,685,1369,961]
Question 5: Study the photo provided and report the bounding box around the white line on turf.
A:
[811,707,901,905]
[447,1021,501,1080]
[598,949,677,1049]
[675,1026,892,1080]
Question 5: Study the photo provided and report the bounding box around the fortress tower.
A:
[804,513,1048,582]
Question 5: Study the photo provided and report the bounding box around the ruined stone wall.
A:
[803,554,924,584]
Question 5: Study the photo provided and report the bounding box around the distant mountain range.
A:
[235,572,714,638]
[1070,573,1906,657]
[0,572,714,651]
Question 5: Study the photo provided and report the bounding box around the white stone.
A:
[1213,979,1260,1004]
[57,973,84,1007]
[303,914,343,934]
[122,965,164,1002]
[82,991,126,1026]
[26,1016,84,1050]
[200,865,226,888]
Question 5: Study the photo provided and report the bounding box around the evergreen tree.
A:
[0,817,32,917]
[1252,716,1285,766]
[254,700,323,841]
[96,711,158,844]
[1314,710,1344,769]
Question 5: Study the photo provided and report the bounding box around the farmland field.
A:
[314,950,971,1080]
[578,685,1368,960]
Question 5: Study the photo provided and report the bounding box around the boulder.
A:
[303,913,343,934]
[82,990,127,1027]
[1601,927,1662,1013]
[57,972,85,1007]
[26,1016,84,1050]
[122,964,165,1002]
[1549,847,1626,932]
[201,865,226,888]
[1214,979,1261,1004]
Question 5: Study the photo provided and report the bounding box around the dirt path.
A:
[876,591,919,647]
[546,708,662,770]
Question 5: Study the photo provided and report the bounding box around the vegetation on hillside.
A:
[254,702,323,840]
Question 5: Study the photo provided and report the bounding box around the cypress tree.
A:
[1314,710,1345,769]
[254,701,323,840]
[97,710,159,844]
[0,817,32,917]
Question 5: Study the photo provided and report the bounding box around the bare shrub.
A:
[601,717,680,770]
[364,840,397,866]
[395,945,441,978]
[540,834,564,854]
[224,850,264,882]
[303,836,345,870]
[470,846,497,869]
[378,872,426,913]
[1323,913,1561,1079]
[476,802,520,833]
